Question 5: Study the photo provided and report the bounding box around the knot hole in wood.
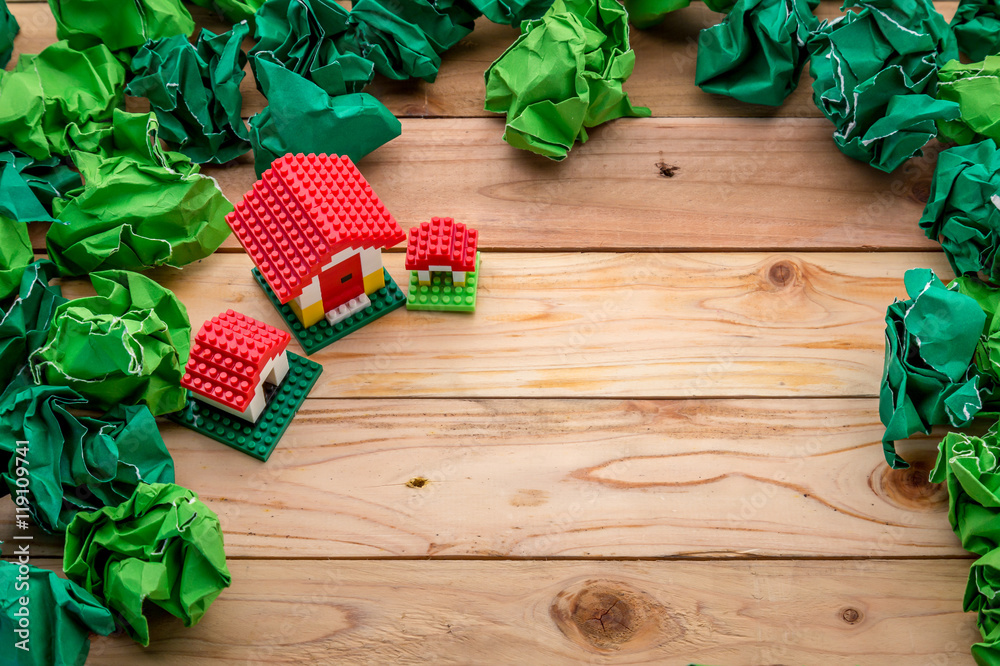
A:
[870,459,948,513]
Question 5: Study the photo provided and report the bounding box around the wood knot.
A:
[841,607,863,624]
[550,579,681,654]
[406,477,429,488]
[910,179,931,204]
[763,260,800,290]
[870,459,947,513]
[655,162,679,178]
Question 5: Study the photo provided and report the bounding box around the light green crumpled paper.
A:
[0,222,32,302]
[63,482,232,647]
[920,141,1000,282]
[47,110,233,276]
[0,41,125,161]
[30,269,191,416]
[937,57,1000,147]
[951,0,1000,61]
[128,24,252,165]
[0,558,115,666]
[808,0,959,172]
[189,0,264,22]
[624,0,736,27]
[879,268,990,469]
[0,0,18,68]
[931,427,1000,557]
[48,0,194,52]
[0,378,175,533]
[0,261,65,387]
[248,58,401,176]
[484,0,651,160]
[695,0,818,106]
[0,148,82,224]
[963,548,1000,663]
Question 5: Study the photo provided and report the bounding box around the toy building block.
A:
[225,153,406,346]
[170,310,322,461]
[404,218,480,312]
[405,217,478,286]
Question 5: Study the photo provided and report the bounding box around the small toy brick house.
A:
[226,153,406,328]
[405,217,479,285]
[180,310,291,423]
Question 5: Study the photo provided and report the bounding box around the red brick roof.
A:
[226,153,406,304]
[181,310,291,413]
[404,217,478,273]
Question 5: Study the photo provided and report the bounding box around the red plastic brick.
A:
[180,310,291,413]
[404,217,478,274]
[225,153,406,304]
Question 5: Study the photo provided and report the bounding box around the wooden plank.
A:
[74,558,978,664]
[7,2,959,119]
[0,398,964,558]
[38,251,947,399]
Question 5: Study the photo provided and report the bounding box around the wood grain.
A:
[71,558,977,664]
[0,398,963,558]
[7,2,959,119]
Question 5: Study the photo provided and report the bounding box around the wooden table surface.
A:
[2,1,979,663]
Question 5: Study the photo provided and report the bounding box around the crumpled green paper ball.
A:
[30,269,191,416]
[248,58,401,176]
[931,427,1000,556]
[63,482,232,647]
[879,268,990,469]
[47,0,194,52]
[0,147,82,224]
[951,0,1000,61]
[808,0,959,172]
[250,0,376,96]
[964,548,1000,660]
[0,558,115,666]
[0,261,65,388]
[448,0,556,24]
[0,221,32,302]
[919,141,1000,282]
[0,0,18,68]
[0,41,125,161]
[937,57,1000,148]
[695,0,819,106]
[484,0,651,160]
[624,0,736,27]
[0,379,175,533]
[128,24,252,165]
[47,110,233,276]
[189,0,264,22]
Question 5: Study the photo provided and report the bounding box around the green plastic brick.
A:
[406,252,480,313]
[252,267,405,355]
[168,352,322,461]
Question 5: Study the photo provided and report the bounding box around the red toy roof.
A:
[181,310,291,413]
[404,217,478,273]
[226,153,406,304]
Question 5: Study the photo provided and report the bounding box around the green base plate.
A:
[406,253,480,312]
[253,267,405,355]
[167,352,322,462]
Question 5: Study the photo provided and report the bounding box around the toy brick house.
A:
[226,153,406,328]
[180,310,291,422]
[405,217,479,285]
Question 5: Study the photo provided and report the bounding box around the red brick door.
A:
[319,254,365,311]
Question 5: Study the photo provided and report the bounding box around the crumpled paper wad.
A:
[937,57,1000,148]
[0,221,32,302]
[931,426,1000,557]
[63,482,232,646]
[0,261,65,387]
[47,0,194,52]
[0,147,82,224]
[951,0,1000,61]
[0,0,18,68]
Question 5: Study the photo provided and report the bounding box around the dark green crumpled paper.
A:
[30,269,191,416]
[189,0,264,23]
[932,427,1000,558]
[0,558,115,666]
[937,57,1000,148]
[128,24,252,165]
[0,380,174,533]
[450,0,555,24]
[484,0,651,160]
[248,58,401,176]
[0,261,65,388]
[0,41,125,161]
[624,0,736,27]
[0,0,18,68]
[48,0,194,53]
[919,141,1000,282]
[47,110,233,276]
[0,148,82,224]
[951,0,1000,62]
[695,0,819,106]
[808,0,959,172]
[0,222,32,302]
[879,268,990,469]
[63,482,232,647]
